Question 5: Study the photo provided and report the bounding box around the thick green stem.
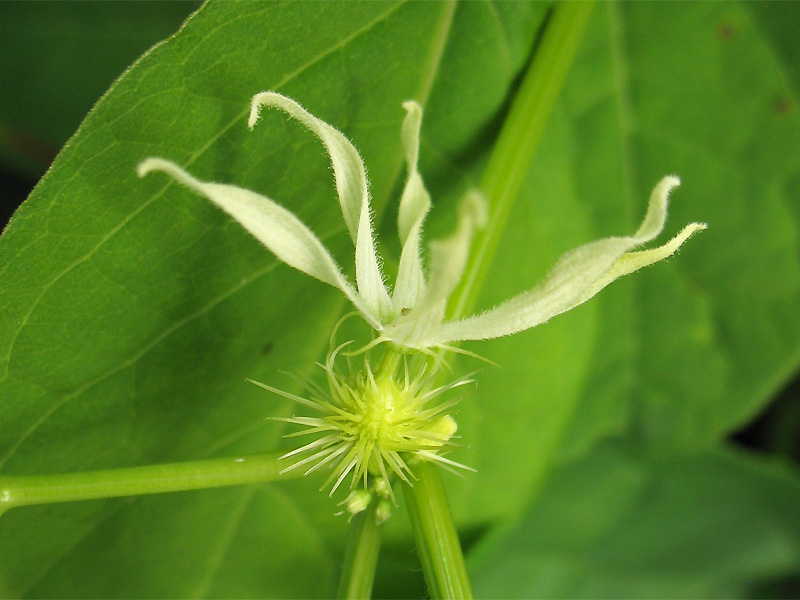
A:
[404,462,473,600]
[450,0,596,320]
[0,452,296,513]
[337,499,381,599]
[409,3,595,596]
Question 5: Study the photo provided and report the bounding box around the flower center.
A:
[264,348,472,506]
[360,377,397,446]
[355,374,423,466]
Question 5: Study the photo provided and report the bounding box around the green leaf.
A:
[434,0,800,528]
[4,483,340,598]
[469,442,800,598]
[743,2,800,95]
[548,0,800,458]
[0,1,547,596]
[0,1,200,176]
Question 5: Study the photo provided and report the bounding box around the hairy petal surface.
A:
[384,191,487,349]
[249,92,391,319]
[433,177,707,345]
[137,158,381,329]
[393,100,432,313]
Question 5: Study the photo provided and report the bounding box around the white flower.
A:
[138,92,706,353]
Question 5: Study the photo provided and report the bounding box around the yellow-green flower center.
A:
[260,349,472,504]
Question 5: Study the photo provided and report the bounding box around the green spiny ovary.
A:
[353,372,456,473]
[256,348,472,508]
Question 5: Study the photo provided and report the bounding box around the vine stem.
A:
[0,452,296,515]
[408,2,595,598]
[404,461,473,600]
[449,0,596,320]
[337,499,381,599]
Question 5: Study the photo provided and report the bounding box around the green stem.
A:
[376,346,403,379]
[0,452,296,514]
[337,499,381,599]
[450,0,596,320]
[404,462,473,600]
[409,3,595,596]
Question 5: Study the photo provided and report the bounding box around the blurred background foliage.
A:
[0,1,201,228]
[0,1,799,598]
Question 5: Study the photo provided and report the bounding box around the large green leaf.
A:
[1,1,799,598]
[0,1,547,596]
[743,2,800,94]
[442,0,800,527]
[552,0,800,458]
[469,442,800,598]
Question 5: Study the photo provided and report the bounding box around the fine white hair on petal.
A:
[429,176,705,346]
[393,100,432,313]
[383,189,488,349]
[248,91,392,318]
[137,157,382,330]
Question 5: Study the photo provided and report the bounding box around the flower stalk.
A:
[404,2,598,596]
[337,497,382,600]
[403,461,473,600]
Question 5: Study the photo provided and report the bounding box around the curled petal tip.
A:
[685,222,709,237]
[247,103,261,130]
[248,91,278,130]
[402,100,422,114]
[655,175,681,202]
[137,157,167,178]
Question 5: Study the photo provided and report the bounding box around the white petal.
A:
[137,158,382,329]
[430,177,707,345]
[383,190,487,348]
[577,221,707,302]
[248,93,362,241]
[249,92,391,319]
[393,101,431,312]
[355,207,392,321]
